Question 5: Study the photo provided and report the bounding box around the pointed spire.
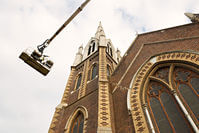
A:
[95,21,106,39]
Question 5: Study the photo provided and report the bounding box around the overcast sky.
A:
[0,0,199,132]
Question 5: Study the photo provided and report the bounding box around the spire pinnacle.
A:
[95,21,106,39]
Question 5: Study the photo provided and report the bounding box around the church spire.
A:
[95,21,106,39]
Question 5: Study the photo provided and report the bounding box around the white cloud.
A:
[0,0,199,132]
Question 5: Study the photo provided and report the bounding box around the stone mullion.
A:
[97,47,112,132]
[78,60,89,99]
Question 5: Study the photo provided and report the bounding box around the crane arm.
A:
[47,0,91,45]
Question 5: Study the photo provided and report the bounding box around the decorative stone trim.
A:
[128,51,199,133]
[48,106,65,133]
[56,103,68,109]
[61,67,76,104]
[78,60,89,99]
[98,47,112,129]
[97,127,112,133]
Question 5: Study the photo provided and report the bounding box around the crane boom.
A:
[47,0,91,45]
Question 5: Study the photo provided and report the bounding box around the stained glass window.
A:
[174,67,199,122]
[147,81,191,132]
[145,63,198,132]
[70,113,84,133]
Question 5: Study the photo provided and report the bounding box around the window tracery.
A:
[173,66,199,122]
[129,51,199,133]
[147,80,191,133]
[146,63,198,132]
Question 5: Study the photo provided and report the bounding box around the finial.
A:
[95,21,106,39]
[79,44,83,49]
[99,21,102,27]
[184,12,199,23]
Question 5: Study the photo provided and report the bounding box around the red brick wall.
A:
[110,23,199,132]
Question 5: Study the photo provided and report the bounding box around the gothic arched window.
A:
[88,41,96,56]
[69,112,84,133]
[145,64,198,132]
[75,74,82,91]
[91,64,98,80]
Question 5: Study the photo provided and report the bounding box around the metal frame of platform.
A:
[19,51,50,76]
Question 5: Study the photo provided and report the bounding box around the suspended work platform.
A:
[19,48,53,76]
[19,0,91,76]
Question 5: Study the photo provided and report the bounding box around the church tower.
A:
[49,22,120,133]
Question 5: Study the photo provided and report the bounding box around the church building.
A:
[48,14,199,133]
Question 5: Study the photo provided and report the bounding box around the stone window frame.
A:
[127,51,199,133]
